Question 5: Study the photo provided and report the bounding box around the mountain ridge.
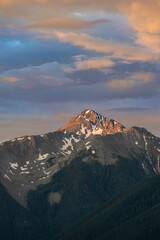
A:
[0,109,160,207]
[0,109,160,239]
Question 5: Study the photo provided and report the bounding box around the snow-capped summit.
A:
[58,109,125,136]
[77,109,104,125]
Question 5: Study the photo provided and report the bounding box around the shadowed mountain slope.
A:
[55,174,160,240]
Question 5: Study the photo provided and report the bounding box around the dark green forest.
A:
[0,150,159,240]
[0,183,48,240]
[55,174,160,240]
[27,150,152,238]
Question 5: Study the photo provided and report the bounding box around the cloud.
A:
[26,17,108,30]
[54,31,157,62]
[108,79,133,89]
[1,1,160,61]
[125,2,160,59]
[1,76,21,83]
[0,1,158,21]
[107,107,149,112]
[107,72,155,90]
[132,72,155,83]
[0,61,74,88]
[0,24,12,29]
[129,2,160,34]
[136,33,160,54]
[74,56,115,70]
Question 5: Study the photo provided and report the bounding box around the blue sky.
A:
[0,0,160,140]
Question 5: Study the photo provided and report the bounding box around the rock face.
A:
[58,109,125,136]
[0,109,160,208]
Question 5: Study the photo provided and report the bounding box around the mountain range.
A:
[0,109,160,239]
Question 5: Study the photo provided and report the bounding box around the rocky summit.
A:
[58,109,125,135]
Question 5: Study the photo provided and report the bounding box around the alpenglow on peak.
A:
[58,109,125,136]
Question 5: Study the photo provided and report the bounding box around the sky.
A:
[0,0,160,141]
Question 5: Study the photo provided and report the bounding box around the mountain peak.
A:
[58,109,125,137]
[76,109,104,126]
[79,109,103,120]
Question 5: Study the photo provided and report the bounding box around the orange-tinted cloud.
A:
[107,72,155,90]
[129,2,160,34]
[132,72,155,83]
[121,1,160,59]
[108,79,133,89]
[26,17,108,30]
[1,76,21,83]
[136,33,160,54]
[74,57,114,70]
[0,1,158,22]
[1,0,160,61]
[54,31,157,62]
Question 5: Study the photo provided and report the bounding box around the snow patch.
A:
[20,172,30,174]
[80,124,103,138]
[95,111,104,125]
[92,126,103,135]
[141,163,149,174]
[4,174,12,181]
[9,162,18,170]
[20,167,28,171]
[73,135,81,143]
[17,137,24,141]
[9,170,14,174]
[113,121,117,125]
[59,150,66,156]
[37,153,49,161]
[60,135,80,155]
[143,134,148,151]
[76,131,81,135]
[0,141,4,146]
[85,110,90,114]
[81,124,86,134]
[86,145,91,150]
[157,148,160,153]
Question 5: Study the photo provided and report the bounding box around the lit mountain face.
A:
[58,109,125,135]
